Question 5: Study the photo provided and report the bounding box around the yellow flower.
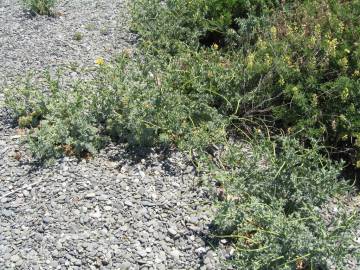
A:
[284,55,292,66]
[286,25,293,36]
[264,53,272,66]
[338,57,348,70]
[95,57,105,65]
[291,86,299,95]
[212,43,219,50]
[246,53,255,68]
[309,36,317,47]
[314,24,321,38]
[356,160,360,169]
[326,38,338,56]
[278,77,285,86]
[312,94,318,106]
[349,103,355,113]
[257,38,267,50]
[338,22,344,33]
[341,134,348,141]
[270,26,277,39]
[341,87,349,101]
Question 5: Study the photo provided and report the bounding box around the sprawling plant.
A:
[23,0,56,15]
[212,137,358,269]
[5,0,360,268]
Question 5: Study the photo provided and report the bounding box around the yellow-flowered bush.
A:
[5,1,360,267]
[132,0,360,165]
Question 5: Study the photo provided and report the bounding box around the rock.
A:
[124,200,133,207]
[169,249,181,260]
[104,205,112,211]
[119,262,132,270]
[43,216,51,224]
[2,210,13,217]
[137,249,147,258]
[156,264,166,270]
[168,227,178,238]
[10,254,21,263]
[85,192,96,199]
[90,208,102,218]
[73,259,82,266]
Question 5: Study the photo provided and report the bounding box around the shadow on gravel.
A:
[193,222,236,268]
[108,144,185,176]
[0,108,17,129]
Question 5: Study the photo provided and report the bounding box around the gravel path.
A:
[0,1,228,269]
[0,0,135,85]
[0,120,223,269]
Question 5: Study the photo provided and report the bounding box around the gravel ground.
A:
[0,0,135,86]
[0,1,230,269]
[0,114,227,269]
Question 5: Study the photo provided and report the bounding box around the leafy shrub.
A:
[132,0,360,165]
[5,54,228,160]
[5,0,360,268]
[213,137,358,269]
[5,70,107,160]
[23,0,56,15]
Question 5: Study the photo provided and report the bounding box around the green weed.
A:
[23,0,56,15]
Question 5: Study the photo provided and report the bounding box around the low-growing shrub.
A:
[5,0,360,268]
[4,55,228,160]
[212,137,358,269]
[23,0,56,16]
[132,0,360,165]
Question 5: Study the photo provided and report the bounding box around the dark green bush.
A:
[132,0,360,165]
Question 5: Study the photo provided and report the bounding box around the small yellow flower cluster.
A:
[95,57,105,65]
[264,53,272,66]
[246,52,255,68]
[211,43,219,50]
[341,87,349,102]
[326,37,338,56]
[312,94,318,106]
[309,36,317,47]
[278,77,285,86]
[314,24,321,38]
[356,160,360,169]
[338,57,348,70]
[270,26,277,40]
[256,38,267,50]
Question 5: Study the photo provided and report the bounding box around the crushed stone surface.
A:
[0,0,135,86]
[0,1,231,269]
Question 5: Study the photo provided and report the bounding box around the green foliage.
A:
[73,32,83,41]
[5,71,107,159]
[132,0,360,164]
[23,0,56,15]
[5,55,228,160]
[5,0,360,268]
[213,137,358,269]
